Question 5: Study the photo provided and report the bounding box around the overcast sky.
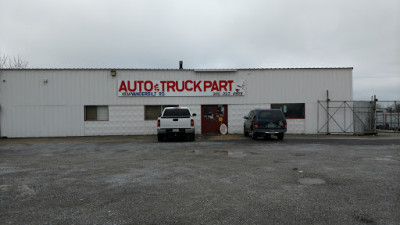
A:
[1,0,399,100]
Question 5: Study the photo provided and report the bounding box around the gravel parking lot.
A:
[1,134,400,225]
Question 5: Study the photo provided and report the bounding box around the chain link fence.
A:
[318,100,399,134]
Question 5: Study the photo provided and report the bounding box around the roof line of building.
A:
[0,67,353,71]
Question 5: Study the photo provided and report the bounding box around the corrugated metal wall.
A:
[0,68,352,137]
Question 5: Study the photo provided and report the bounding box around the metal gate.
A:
[317,98,399,134]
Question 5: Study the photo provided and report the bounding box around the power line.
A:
[355,75,400,79]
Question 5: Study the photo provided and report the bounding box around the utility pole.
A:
[327,90,330,135]
[371,95,378,134]
[397,101,399,132]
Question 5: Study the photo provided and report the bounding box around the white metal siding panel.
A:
[185,105,201,134]
[244,69,352,104]
[0,68,352,137]
[1,105,83,137]
[2,69,352,106]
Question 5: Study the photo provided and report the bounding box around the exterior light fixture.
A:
[111,70,117,76]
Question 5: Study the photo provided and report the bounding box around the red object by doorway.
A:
[201,105,228,134]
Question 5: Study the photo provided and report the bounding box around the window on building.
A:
[85,106,109,121]
[145,105,179,120]
[271,103,305,119]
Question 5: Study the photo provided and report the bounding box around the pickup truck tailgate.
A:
[159,118,191,129]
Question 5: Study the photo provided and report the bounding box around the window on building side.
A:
[271,103,305,119]
[145,105,179,120]
[85,106,109,121]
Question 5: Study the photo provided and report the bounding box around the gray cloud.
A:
[1,0,399,99]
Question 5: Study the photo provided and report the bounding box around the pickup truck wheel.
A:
[190,134,195,141]
[157,134,164,142]
[277,133,284,140]
[251,129,257,140]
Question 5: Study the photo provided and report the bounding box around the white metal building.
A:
[0,67,353,138]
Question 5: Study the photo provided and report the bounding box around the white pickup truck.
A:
[157,107,196,141]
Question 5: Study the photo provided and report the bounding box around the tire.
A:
[277,133,284,140]
[189,134,195,142]
[251,129,257,140]
[244,126,249,137]
[157,134,164,142]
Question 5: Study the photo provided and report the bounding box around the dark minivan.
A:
[243,109,287,140]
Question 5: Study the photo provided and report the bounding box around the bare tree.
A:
[0,54,8,69]
[0,54,28,69]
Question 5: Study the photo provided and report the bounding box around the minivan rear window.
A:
[258,110,284,120]
[162,109,191,118]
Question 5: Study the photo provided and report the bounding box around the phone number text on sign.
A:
[118,80,245,97]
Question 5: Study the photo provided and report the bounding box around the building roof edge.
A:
[0,67,354,71]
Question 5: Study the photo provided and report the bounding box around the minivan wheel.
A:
[251,130,257,140]
[277,133,284,140]
[244,126,249,137]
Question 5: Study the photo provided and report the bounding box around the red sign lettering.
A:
[228,80,234,91]
[118,80,244,96]
[119,80,127,92]
[128,81,136,91]
[160,81,167,92]
[194,81,202,92]
[144,81,153,92]
[185,80,193,91]
[203,81,212,91]
[211,80,219,91]
[166,81,175,92]
[219,80,228,91]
